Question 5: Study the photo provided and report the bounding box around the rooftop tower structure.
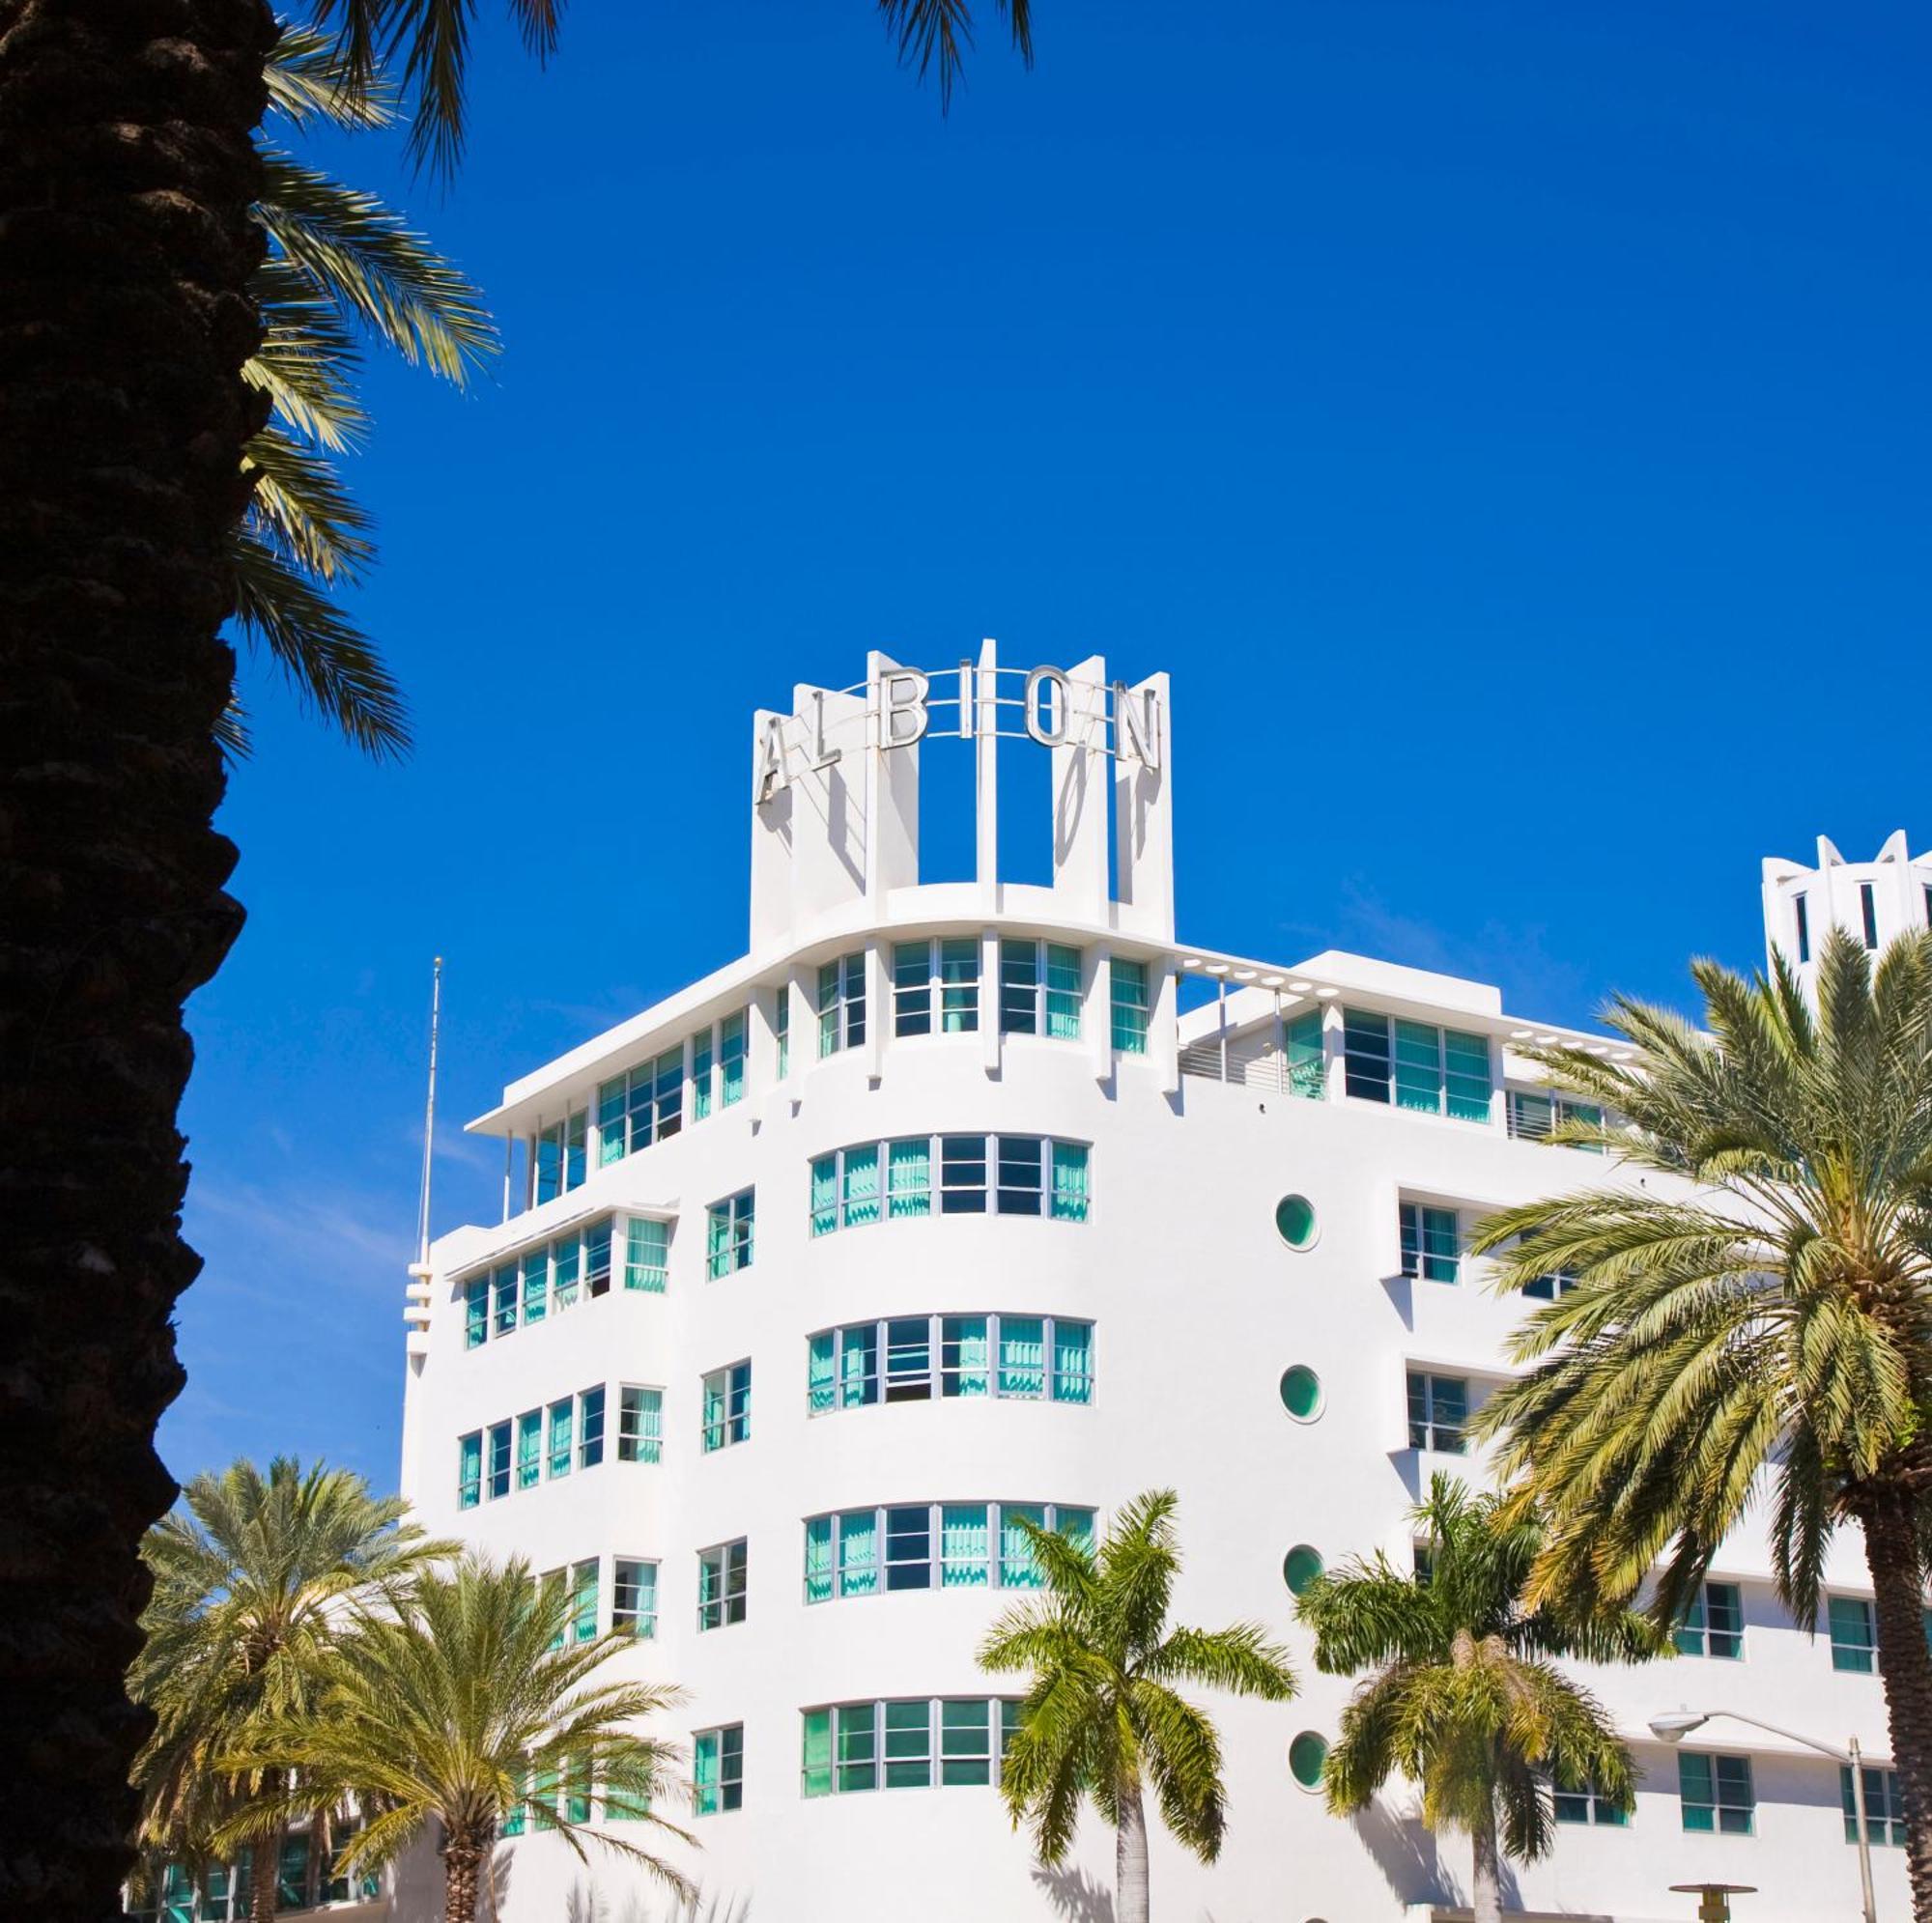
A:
[1762,830,1932,994]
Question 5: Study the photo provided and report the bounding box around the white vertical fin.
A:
[1052,653,1109,918]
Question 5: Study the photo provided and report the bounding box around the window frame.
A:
[706,1189,755,1279]
[617,1384,664,1464]
[700,1360,752,1453]
[697,1539,749,1632]
[1678,1750,1754,1835]
[612,1557,659,1639]
[807,1313,1096,1414]
[800,1697,1020,1796]
[803,1501,1094,1602]
[1406,1370,1468,1455]
[693,1723,744,1815]
[1399,1202,1463,1284]
[817,951,867,1057]
[1674,1580,1745,1660]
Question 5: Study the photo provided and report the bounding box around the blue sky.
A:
[166,0,1932,1490]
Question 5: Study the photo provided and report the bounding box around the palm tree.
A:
[0,8,1034,1911]
[223,1554,696,1923]
[1296,1477,1656,1923]
[977,1490,1296,1923]
[1470,926,1932,1916]
[128,1456,451,1921]
[233,22,498,759]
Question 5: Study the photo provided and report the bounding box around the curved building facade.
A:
[388,649,1913,1923]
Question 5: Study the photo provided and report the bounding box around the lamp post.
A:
[1648,1709,1878,1923]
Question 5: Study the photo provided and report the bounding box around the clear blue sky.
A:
[166,0,1932,1491]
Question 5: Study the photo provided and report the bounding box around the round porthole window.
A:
[1283,1544,1324,1596]
[1279,1365,1322,1422]
[1289,1732,1329,1791]
[1274,1194,1318,1250]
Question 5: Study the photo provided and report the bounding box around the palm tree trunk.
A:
[1861,1488,1932,1922]
[1115,1775,1151,1923]
[0,0,270,1916]
[445,1836,483,1923]
[1469,1792,1503,1923]
[248,1818,284,1921]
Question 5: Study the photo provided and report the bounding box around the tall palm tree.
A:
[1296,1476,1656,1923]
[978,1490,1297,1923]
[128,1456,451,1921]
[1470,925,1932,1917]
[224,1555,695,1923]
[0,8,1034,1912]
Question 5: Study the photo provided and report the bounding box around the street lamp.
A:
[1647,1708,1878,1923]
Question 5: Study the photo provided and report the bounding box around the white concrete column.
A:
[865,938,887,1081]
[980,926,1001,1077]
[1152,963,1179,1095]
[1088,946,1113,1083]
[975,637,1000,906]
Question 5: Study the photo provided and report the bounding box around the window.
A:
[1844,1765,1908,1847]
[1861,881,1879,949]
[547,1397,573,1479]
[1830,1595,1878,1674]
[1400,1202,1462,1283]
[1343,1009,1492,1119]
[1679,1751,1753,1835]
[1109,958,1151,1054]
[800,1699,1019,1796]
[1285,1008,1324,1099]
[1675,1582,1744,1660]
[624,1216,668,1291]
[706,1190,754,1278]
[718,1010,747,1107]
[893,937,982,1036]
[1521,1261,1579,1300]
[1506,1089,1605,1150]
[813,1135,1089,1230]
[698,1541,748,1630]
[578,1386,605,1469]
[1000,939,1083,1038]
[465,1218,619,1343]
[618,1386,663,1464]
[1406,1372,1467,1454]
[701,1362,752,1452]
[487,1421,512,1499]
[776,983,790,1078]
[1553,1772,1629,1827]
[569,1558,599,1643]
[809,1314,1094,1413]
[613,1559,659,1639]
[464,1274,489,1349]
[694,1725,743,1815]
[516,1409,542,1491]
[458,1431,481,1510]
[1796,891,1811,962]
[274,1835,309,1910]
[535,1108,587,1204]
[805,1502,1093,1601]
[597,1048,683,1166]
[691,1028,714,1122]
[818,952,866,1056]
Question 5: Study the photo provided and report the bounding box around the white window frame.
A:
[806,1312,1096,1413]
[998,938,1084,1038]
[804,1500,1095,1601]
[817,951,867,1057]
[697,1540,749,1631]
[612,1557,659,1639]
[617,1384,664,1464]
[700,1360,752,1453]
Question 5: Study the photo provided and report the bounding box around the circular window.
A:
[1279,1365,1322,1422]
[1283,1544,1324,1596]
[1289,1731,1329,1792]
[1275,1194,1318,1250]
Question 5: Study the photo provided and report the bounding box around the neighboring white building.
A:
[378,649,1914,1923]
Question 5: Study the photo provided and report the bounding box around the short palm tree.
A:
[225,1554,695,1923]
[1472,925,1932,1916]
[129,1456,451,1921]
[978,1490,1296,1923]
[1296,1476,1656,1923]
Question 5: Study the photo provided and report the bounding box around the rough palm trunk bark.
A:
[1115,1776,1151,1923]
[248,1817,284,1921]
[1468,1794,1503,1923]
[444,1838,483,1923]
[0,1,272,1917]
[1861,1489,1932,1922]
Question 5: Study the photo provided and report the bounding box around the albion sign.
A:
[755,663,1162,806]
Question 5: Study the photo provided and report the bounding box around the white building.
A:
[383,649,1913,1923]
